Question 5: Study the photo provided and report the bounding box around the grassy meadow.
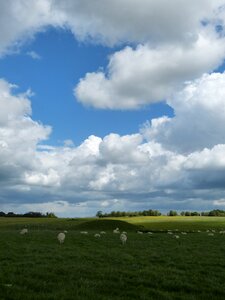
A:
[0,216,225,299]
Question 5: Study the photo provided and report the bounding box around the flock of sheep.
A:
[19,226,128,245]
[20,227,223,244]
[56,227,128,245]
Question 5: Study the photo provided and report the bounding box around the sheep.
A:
[113,228,120,234]
[174,235,180,239]
[57,232,65,244]
[64,230,68,233]
[100,231,106,234]
[147,232,153,235]
[20,228,28,235]
[181,232,187,235]
[167,231,173,235]
[208,233,214,236]
[122,231,127,234]
[80,231,88,235]
[120,233,127,245]
[94,233,101,238]
[137,231,143,234]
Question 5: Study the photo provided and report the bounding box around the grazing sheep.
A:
[147,232,153,235]
[113,228,120,234]
[100,231,106,234]
[120,233,127,245]
[137,231,143,234]
[64,230,68,233]
[181,232,187,235]
[57,232,65,244]
[80,231,88,235]
[20,228,28,235]
[167,232,173,235]
[208,233,214,236]
[197,230,201,233]
[174,235,180,239]
[122,231,127,234]
[94,233,101,238]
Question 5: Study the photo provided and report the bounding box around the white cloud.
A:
[26,51,41,60]
[0,0,223,55]
[143,72,225,153]
[53,0,220,46]
[1,77,225,215]
[75,32,225,109]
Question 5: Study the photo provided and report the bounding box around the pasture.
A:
[0,216,225,299]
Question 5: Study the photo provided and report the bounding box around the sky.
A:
[1,1,225,217]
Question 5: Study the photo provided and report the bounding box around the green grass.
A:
[115,216,225,231]
[0,217,225,299]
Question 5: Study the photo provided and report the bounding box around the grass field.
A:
[0,216,225,299]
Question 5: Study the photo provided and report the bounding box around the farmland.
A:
[0,216,225,299]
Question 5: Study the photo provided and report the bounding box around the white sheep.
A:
[174,235,180,239]
[57,232,65,244]
[147,232,153,235]
[120,233,127,245]
[181,232,187,235]
[208,233,214,236]
[122,231,127,234]
[20,228,28,235]
[100,231,106,234]
[137,231,143,234]
[64,230,68,233]
[113,228,120,234]
[80,231,88,235]
[94,233,101,238]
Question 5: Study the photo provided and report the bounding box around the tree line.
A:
[96,209,225,218]
[0,211,57,218]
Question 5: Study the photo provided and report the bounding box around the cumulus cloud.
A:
[1,76,225,215]
[0,0,215,56]
[53,0,217,45]
[75,32,225,109]
[143,72,225,153]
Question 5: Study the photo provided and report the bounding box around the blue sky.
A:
[1,1,225,217]
[0,28,173,146]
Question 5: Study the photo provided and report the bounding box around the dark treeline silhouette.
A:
[96,209,225,218]
[0,211,57,218]
[96,209,161,218]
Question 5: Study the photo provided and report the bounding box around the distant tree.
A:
[0,211,5,217]
[180,211,185,216]
[7,212,16,217]
[96,211,103,218]
[168,210,178,216]
[208,209,225,216]
[190,211,200,216]
[46,212,57,218]
[23,212,43,218]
